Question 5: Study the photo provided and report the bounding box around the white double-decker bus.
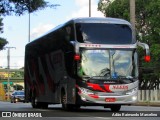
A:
[24,17,150,111]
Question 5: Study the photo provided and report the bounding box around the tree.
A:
[98,0,160,89]
[0,17,8,50]
[98,0,160,44]
[0,0,59,50]
[0,0,59,16]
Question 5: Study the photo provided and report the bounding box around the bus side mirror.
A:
[137,41,150,62]
[70,41,76,45]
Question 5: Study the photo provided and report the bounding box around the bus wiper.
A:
[118,76,135,82]
[82,76,91,81]
[82,75,104,81]
[81,68,111,81]
[99,67,110,77]
[82,76,109,81]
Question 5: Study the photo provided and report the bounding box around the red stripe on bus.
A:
[87,83,106,92]
[104,84,112,92]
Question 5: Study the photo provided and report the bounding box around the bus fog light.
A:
[132,96,137,101]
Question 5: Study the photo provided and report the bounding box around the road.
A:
[0,101,160,120]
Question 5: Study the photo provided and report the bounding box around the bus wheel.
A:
[31,96,40,108]
[110,105,121,112]
[61,92,72,110]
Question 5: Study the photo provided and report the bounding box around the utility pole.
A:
[5,47,16,101]
[130,0,136,37]
[28,11,30,42]
[28,0,31,42]
[89,0,91,17]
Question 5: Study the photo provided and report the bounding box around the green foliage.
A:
[0,0,59,50]
[11,71,24,78]
[0,18,3,33]
[0,17,8,50]
[98,0,160,89]
[0,37,8,50]
[98,0,129,20]
[98,0,160,44]
[0,0,59,16]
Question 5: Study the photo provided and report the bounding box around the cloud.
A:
[75,0,89,7]
[30,23,55,40]
[0,59,6,68]
[16,60,24,69]
[0,47,25,69]
[67,0,104,19]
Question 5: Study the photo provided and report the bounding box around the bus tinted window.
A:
[76,23,134,44]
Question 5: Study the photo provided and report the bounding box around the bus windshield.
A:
[77,49,138,79]
[76,23,134,44]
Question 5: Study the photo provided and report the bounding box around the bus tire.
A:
[31,95,40,108]
[61,91,73,110]
[110,105,121,112]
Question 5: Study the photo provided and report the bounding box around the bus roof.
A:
[47,17,131,36]
[48,17,132,36]
[27,17,132,46]
[71,17,131,25]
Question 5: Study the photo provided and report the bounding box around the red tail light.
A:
[144,55,150,62]
[74,54,80,61]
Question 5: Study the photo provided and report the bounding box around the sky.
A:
[0,0,104,69]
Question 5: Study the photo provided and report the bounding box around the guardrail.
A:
[0,69,24,72]
[138,90,160,102]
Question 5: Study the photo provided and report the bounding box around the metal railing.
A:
[138,90,160,102]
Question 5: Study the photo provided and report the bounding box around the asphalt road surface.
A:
[0,101,160,120]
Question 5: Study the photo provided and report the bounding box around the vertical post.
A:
[5,47,16,101]
[7,48,10,101]
[28,0,31,42]
[150,90,154,102]
[155,90,158,102]
[28,12,30,42]
[89,0,91,17]
[130,0,136,37]
[142,90,145,101]
[146,90,149,102]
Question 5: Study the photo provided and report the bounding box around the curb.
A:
[133,102,160,107]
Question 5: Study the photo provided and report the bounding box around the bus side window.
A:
[65,26,71,41]
[76,24,83,42]
[65,24,75,42]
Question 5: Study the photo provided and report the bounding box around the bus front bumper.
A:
[78,87,138,104]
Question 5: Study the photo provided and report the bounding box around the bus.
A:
[24,17,150,111]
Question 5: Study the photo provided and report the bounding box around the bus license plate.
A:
[105,98,116,102]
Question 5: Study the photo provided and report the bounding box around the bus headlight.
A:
[125,87,138,95]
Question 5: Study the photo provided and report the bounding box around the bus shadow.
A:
[48,106,111,112]
[47,107,118,117]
